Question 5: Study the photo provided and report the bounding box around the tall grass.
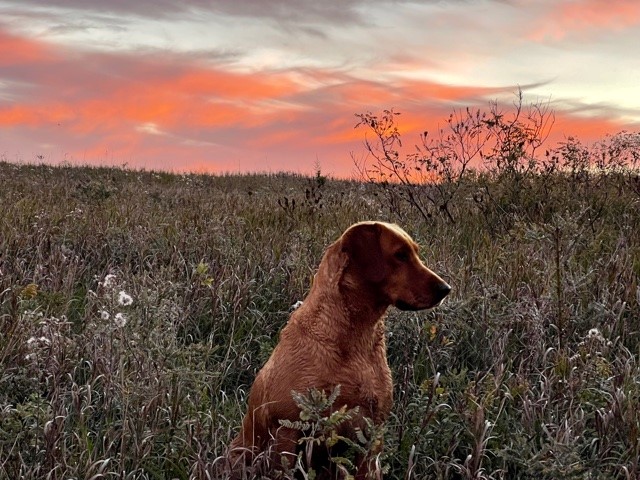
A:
[1,159,638,479]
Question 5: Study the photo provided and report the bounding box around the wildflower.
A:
[114,313,127,328]
[102,274,117,289]
[21,283,38,299]
[588,328,601,338]
[118,290,133,306]
[100,310,110,321]
[26,336,50,347]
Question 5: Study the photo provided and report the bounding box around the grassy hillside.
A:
[1,160,639,479]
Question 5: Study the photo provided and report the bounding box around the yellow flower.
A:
[21,283,38,299]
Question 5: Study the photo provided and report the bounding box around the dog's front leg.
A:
[355,454,381,480]
[270,426,301,474]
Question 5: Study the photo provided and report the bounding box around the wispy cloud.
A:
[529,0,640,42]
[1,0,638,175]
[5,0,441,23]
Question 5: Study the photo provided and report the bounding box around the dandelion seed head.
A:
[118,290,133,306]
[100,310,110,321]
[114,312,127,328]
[27,336,50,347]
[102,274,117,289]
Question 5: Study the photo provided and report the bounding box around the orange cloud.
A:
[0,25,636,177]
[400,81,508,104]
[0,33,303,134]
[559,0,640,30]
[549,110,631,145]
[530,0,640,41]
[0,30,56,66]
[0,104,76,126]
[0,105,39,126]
[172,69,300,100]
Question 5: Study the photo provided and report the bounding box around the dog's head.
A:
[339,221,450,310]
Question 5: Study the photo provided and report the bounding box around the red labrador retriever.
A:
[228,221,450,478]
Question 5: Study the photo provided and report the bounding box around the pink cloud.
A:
[0,29,56,65]
[530,0,640,42]
[0,25,636,176]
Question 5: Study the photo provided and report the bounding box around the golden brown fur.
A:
[228,221,451,478]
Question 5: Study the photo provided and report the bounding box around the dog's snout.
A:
[434,281,451,302]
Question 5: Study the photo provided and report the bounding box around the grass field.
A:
[1,158,639,479]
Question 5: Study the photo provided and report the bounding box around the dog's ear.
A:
[340,223,387,283]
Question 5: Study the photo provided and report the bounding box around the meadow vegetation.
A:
[1,100,640,479]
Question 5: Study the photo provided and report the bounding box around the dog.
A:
[227,221,451,478]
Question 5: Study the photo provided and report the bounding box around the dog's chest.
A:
[333,353,393,420]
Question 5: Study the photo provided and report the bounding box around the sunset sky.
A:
[1,0,639,177]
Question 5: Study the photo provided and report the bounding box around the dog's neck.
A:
[340,280,389,323]
[294,251,389,355]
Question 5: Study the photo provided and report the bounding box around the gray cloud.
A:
[0,0,439,24]
[556,99,640,124]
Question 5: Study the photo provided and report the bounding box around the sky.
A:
[1,0,639,177]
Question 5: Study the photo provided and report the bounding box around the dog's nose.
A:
[434,282,451,302]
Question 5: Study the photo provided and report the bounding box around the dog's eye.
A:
[394,250,409,262]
